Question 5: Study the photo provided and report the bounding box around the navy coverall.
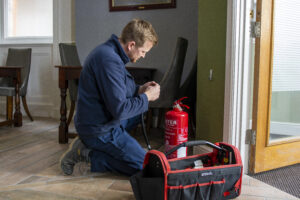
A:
[74,34,148,176]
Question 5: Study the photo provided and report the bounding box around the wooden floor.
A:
[0,117,298,200]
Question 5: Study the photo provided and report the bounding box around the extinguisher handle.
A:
[165,140,226,157]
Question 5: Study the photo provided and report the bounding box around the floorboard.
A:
[0,117,297,200]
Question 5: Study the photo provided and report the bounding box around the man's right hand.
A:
[144,83,160,101]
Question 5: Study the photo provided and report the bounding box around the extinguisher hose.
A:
[141,112,151,150]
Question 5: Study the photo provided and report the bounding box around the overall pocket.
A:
[168,179,225,200]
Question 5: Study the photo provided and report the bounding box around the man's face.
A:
[128,40,153,63]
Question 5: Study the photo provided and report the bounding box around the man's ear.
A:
[127,41,136,51]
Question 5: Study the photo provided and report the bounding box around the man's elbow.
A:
[110,107,127,121]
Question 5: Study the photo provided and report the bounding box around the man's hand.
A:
[138,81,158,94]
[140,81,160,101]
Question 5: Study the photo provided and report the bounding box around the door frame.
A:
[224,0,253,173]
[225,0,300,174]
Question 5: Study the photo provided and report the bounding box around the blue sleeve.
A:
[94,58,148,120]
[135,85,140,96]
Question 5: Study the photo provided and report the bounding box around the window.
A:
[1,0,53,44]
[272,0,300,92]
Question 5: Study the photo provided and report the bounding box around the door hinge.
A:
[250,22,261,38]
[246,129,256,145]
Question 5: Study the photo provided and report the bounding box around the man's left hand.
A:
[138,81,158,94]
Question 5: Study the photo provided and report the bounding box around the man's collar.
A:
[110,34,130,64]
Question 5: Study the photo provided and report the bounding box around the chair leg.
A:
[152,108,160,128]
[6,96,13,121]
[67,100,75,126]
[158,108,171,129]
[158,108,165,129]
[21,96,34,121]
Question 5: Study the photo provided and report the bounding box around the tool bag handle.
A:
[165,140,226,156]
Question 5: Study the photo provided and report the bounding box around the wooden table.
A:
[55,66,82,143]
[0,66,23,127]
[55,65,156,144]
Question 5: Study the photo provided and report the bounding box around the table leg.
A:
[59,88,68,143]
[6,96,13,121]
[14,83,22,127]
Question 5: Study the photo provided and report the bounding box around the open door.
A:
[250,0,300,173]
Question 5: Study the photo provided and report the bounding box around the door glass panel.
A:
[270,0,300,142]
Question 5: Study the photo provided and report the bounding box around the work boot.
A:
[60,137,90,175]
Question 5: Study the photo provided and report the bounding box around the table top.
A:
[126,66,157,71]
[0,66,23,69]
[55,66,82,69]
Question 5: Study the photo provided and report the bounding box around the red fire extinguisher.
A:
[165,97,189,159]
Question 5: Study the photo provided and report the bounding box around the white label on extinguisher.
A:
[166,119,177,127]
[178,133,186,142]
[177,147,187,158]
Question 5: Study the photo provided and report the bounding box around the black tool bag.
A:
[130,140,243,200]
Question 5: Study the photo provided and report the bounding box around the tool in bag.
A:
[130,140,243,200]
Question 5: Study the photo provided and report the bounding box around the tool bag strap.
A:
[165,140,226,156]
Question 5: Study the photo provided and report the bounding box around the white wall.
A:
[75,0,198,84]
[0,0,74,119]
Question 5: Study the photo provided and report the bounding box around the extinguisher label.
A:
[177,147,187,158]
[165,144,187,159]
[166,119,177,127]
[165,123,188,159]
[165,109,188,159]
[178,133,187,142]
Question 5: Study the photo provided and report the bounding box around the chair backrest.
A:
[178,55,197,100]
[151,37,188,108]
[178,55,197,124]
[58,43,81,101]
[59,43,81,66]
[0,48,32,96]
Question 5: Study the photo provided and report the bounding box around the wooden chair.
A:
[0,48,33,126]
[147,37,188,131]
[177,56,197,138]
[58,43,81,125]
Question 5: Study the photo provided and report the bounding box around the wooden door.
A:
[250,0,300,173]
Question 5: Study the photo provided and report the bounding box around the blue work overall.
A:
[82,115,146,176]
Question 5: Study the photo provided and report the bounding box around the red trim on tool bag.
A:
[222,175,243,197]
[143,150,170,200]
[143,150,170,171]
[234,172,242,195]
[168,179,225,190]
[219,142,243,195]
[143,143,243,199]
[145,150,171,172]
[218,142,243,164]
[223,191,230,197]
[223,178,242,197]
[168,163,240,174]
[168,152,212,162]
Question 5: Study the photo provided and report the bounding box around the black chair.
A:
[58,43,81,125]
[147,37,188,130]
[0,48,33,122]
[177,56,197,138]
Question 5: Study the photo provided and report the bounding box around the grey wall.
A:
[75,0,198,84]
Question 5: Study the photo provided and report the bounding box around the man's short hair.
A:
[120,19,158,47]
